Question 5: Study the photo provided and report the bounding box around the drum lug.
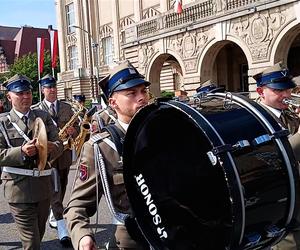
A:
[207,151,218,166]
[211,140,250,155]
[244,232,261,248]
[265,225,285,238]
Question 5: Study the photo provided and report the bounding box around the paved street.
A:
[0,165,114,250]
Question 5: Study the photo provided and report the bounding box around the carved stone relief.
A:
[138,44,156,70]
[182,32,197,58]
[184,60,197,71]
[230,8,287,62]
[167,29,209,72]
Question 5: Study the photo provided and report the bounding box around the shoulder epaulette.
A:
[0,112,9,117]
[0,112,9,120]
[89,131,110,144]
[31,102,41,108]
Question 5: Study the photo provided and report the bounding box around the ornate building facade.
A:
[55,0,300,100]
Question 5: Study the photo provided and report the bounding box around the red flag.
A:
[50,30,58,68]
[175,0,183,14]
[37,37,45,75]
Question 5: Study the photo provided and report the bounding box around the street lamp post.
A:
[73,25,99,103]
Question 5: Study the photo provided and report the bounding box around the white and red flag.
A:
[174,0,183,14]
[37,37,45,75]
[49,30,58,69]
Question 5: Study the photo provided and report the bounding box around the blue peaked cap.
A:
[197,84,218,93]
[196,80,224,94]
[3,74,32,92]
[99,62,150,98]
[254,63,296,90]
[38,74,57,87]
[74,94,86,102]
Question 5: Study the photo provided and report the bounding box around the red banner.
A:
[50,30,58,69]
[37,37,45,75]
[175,0,183,14]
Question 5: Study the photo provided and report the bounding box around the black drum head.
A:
[123,102,232,250]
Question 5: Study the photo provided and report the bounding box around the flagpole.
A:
[38,71,41,102]
[37,37,43,102]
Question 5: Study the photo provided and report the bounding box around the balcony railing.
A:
[121,0,289,46]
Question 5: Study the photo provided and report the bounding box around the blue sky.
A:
[0,0,57,29]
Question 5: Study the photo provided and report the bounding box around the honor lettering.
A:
[134,173,168,239]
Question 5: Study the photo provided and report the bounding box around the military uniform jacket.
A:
[0,108,63,203]
[32,100,80,170]
[91,106,117,134]
[64,122,130,250]
[258,102,300,161]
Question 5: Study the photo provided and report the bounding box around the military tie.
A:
[280,109,299,135]
[50,103,56,117]
[22,115,28,132]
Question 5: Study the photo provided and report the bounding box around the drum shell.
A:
[123,94,300,250]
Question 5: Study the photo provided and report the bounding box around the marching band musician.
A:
[32,74,80,247]
[0,74,63,249]
[254,62,300,250]
[195,80,225,94]
[73,94,87,123]
[64,61,150,250]
[73,94,86,108]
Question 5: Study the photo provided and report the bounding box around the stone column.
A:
[134,0,142,22]
[55,0,66,72]
[112,0,120,61]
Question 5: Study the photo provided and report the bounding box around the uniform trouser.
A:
[51,167,70,220]
[107,224,147,249]
[272,231,300,250]
[9,199,50,250]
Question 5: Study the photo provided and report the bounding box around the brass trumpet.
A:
[282,98,300,109]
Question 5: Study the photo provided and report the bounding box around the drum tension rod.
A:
[212,140,250,155]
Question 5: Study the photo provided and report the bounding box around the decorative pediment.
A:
[100,24,113,38]
[143,7,161,19]
[66,34,77,46]
[120,16,135,30]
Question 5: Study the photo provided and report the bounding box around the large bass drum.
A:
[123,93,300,250]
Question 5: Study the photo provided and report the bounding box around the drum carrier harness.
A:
[90,123,128,224]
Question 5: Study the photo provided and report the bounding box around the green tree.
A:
[8,50,59,103]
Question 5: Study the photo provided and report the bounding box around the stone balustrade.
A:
[121,0,285,46]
